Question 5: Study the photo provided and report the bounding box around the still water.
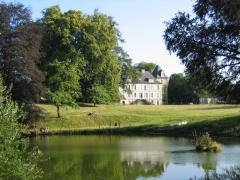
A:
[31,135,240,180]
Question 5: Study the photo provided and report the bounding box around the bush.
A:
[195,132,221,152]
[89,85,111,106]
[0,77,42,179]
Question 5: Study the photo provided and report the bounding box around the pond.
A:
[31,135,240,180]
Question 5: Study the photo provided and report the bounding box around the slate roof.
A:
[128,65,167,84]
[152,65,166,78]
[137,70,160,84]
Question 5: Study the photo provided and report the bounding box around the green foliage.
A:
[168,73,199,104]
[89,85,111,106]
[134,62,156,72]
[115,46,138,87]
[195,133,221,152]
[47,59,80,117]
[0,77,42,179]
[79,11,121,102]
[164,0,240,102]
[41,6,122,104]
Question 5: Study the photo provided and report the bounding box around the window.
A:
[134,93,136,98]
[157,85,160,90]
[134,85,137,90]
[144,85,146,90]
[145,93,148,98]
[151,93,153,98]
[139,93,143,98]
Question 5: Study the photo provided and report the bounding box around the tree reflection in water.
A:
[31,135,240,180]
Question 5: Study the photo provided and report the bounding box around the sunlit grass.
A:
[34,104,240,136]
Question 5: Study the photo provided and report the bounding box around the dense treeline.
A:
[0,2,135,117]
[0,3,134,178]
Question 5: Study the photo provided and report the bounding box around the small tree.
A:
[89,85,110,106]
[0,77,42,179]
[47,59,80,118]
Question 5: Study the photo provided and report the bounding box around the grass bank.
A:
[28,104,240,137]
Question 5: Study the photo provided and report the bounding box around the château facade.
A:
[120,65,168,105]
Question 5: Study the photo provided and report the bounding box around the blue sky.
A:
[7,0,194,76]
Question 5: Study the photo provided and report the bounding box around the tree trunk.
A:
[57,105,60,118]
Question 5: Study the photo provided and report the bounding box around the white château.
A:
[120,65,168,105]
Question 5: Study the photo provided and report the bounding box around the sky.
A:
[7,0,194,76]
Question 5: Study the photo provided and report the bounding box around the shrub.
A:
[89,85,111,106]
[195,132,221,152]
[0,77,42,179]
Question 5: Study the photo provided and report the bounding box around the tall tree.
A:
[164,0,240,102]
[40,6,86,72]
[0,77,42,179]
[47,59,80,118]
[0,2,44,103]
[41,7,122,103]
[115,46,138,87]
[168,73,198,104]
[79,11,122,102]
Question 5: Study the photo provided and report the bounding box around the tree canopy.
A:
[89,84,111,106]
[0,2,44,103]
[164,0,240,102]
[40,6,122,104]
[168,73,198,104]
[47,59,80,118]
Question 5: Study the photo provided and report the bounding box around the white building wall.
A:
[120,83,163,105]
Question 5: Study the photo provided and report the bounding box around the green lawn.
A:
[34,104,240,136]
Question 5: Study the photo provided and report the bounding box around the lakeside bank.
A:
[25,104,240,137]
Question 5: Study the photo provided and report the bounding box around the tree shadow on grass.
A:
[107,115,240,137]
[191,105,240,110]
[150,115,240,137]
[78,103,95,107]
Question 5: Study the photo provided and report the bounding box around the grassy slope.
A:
[34,104,240,136]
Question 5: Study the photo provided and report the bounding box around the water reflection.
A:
[31,136,240,180]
